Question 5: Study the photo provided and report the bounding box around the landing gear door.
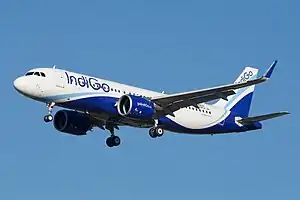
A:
[55,70,65,89]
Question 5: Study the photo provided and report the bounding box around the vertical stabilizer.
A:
[214,67,259,117]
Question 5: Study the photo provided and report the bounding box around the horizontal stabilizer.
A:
[237,111,290,125]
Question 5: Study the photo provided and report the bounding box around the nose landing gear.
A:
[44,102,55,123]
[44,114,53,123]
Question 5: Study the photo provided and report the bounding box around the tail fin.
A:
[214,66,259,117]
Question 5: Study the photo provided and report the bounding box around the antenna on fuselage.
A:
[52,64,56,69]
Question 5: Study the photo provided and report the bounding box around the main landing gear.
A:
[105,125,121,148]
[106,135,121,147]
[44,102,55,123]
[149,127,164,138]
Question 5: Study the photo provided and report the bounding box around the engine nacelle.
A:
[117,95,155,119]
[53,110,92,136]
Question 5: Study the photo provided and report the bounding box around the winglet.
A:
[263,60,277,79]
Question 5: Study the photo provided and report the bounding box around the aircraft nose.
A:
[13,77,23,92]
[13,77,29,94]
[13,76,42,98]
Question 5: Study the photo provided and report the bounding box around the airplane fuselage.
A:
[14,67,254,134]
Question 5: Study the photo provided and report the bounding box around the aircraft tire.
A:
[112,136,121,146]
[44,114,53,123]
[106,137,114,147]
[149,128,157,138]
[106,136,121,147]
[155,127,164,137]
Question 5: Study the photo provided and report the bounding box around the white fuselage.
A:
[13,68,232,134]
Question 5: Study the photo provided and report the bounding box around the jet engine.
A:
[53,110,93,135]
[117,95,155,119]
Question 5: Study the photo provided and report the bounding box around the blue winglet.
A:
[263,60,278,79]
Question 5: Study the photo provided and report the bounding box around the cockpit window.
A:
[25,72,34,76]
[25,71,46,77]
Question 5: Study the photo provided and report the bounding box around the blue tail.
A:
[214,67,259,118]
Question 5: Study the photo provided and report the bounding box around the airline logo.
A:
[137,102,153,109]
[65,72,110,92]
[235,70,254,84]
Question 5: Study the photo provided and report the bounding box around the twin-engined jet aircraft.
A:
[13,60,289,147]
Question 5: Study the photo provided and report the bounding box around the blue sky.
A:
[1,0,299,199]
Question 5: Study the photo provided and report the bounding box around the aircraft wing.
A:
[151,61,277,115]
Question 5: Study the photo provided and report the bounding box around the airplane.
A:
[13,60,289,147]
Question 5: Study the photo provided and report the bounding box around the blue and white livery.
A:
[13,61,289,147]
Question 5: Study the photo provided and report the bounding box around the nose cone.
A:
[13,77,25,93]
[13,76,42,99]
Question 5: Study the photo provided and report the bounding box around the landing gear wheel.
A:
[106,137,114,147]
[112,136,121,146]
[44,102,55,123]
[155,127,164,137]
[149,127,164,138]
[106,136,121,147]
[44,114,53,123]
[149,128,157,138]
